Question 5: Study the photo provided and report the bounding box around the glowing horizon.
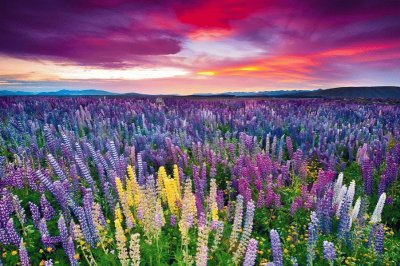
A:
[1,1,399,94]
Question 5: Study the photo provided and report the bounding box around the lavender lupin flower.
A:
[28,202,40,227]
[6,218,21,246]
[270,229,283,266]
[170,214,176,226]
[19,240,30,266]
[374,224,384,256]
[323,241,335,264]
[47,154,67,182]
[75,155,95,189]
[243,238,258,266]
[40,195,55,220]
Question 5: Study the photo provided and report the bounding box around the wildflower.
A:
[195,224,210,266]
[323,241,335,264]
[229,194,244,251]
[163,168,180,214]
[375,224,384,256]
[210,221,224,253]
[371,193,386,225]
[349,197,361,230]
[233,200,255,264]
[243,238,258,266]
[115,177,135,229]
[19,240,30,266]
[115,218,129,266]
[208,178,219,221]
[270,229,283,266]
[129,233,140,266]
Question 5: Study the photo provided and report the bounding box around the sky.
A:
[1,0,400,95]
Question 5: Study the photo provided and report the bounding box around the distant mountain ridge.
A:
[0,86,399,98]
[191,86,400,99]
[0,89,118,96]
[37,89,118,96]
[293,86,400,99]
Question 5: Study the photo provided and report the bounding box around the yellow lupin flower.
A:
[157,166,168,202]
[162,166,181,214]
[115,178,135,228]
[127,165,141,207]
[173,164,181,198]
[115,204,123,221]
[209,178,219,221]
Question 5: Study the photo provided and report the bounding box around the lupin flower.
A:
[170,214,176,226]
[115,177,135,229]
[361,159,374,195]
[349,197,361,230]
[129,233,141,266]
[40,195,56,220]
[337,194,351,238]
[333,172,343,202]
[371,193,386,225]
[233,200,255,264]
[47,154,67,182]
[374,224,384,256]
[210,221,224,253]
[75,155,95,189]
[195,224,209,266]
[307,212,319,264]
[323,241,336,264]
[243,238,258,266]
[28,202,40,227]
[19,240,30,266]
[58,215,77,266]
[11,194,26,226]
[6,218,21,246]
[115,217,129,266]
[270,229,283,266]
[229,194,244,251]
[208,178,219,221]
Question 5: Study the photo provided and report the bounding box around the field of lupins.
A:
[0,97,399,266]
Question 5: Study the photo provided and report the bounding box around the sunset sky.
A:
[1,0,400,95]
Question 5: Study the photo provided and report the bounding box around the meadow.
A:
[0,96,399,266]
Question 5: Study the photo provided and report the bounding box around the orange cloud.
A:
[196,55,318,82]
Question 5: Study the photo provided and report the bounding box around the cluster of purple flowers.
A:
[0,97,397,265]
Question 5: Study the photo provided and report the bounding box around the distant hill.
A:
[36,89,118,96]
[193,90,303,97]
[191,86,400,99]
[293,86,400,99]
[0,90,35,96]
[0,89,119,96]
[1,86,399,98]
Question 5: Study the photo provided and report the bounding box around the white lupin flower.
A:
[349,197,361,230]
[371,193,386,225]
[335,185,347,217]
[333,173,344,203]
[346,180,356,207]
